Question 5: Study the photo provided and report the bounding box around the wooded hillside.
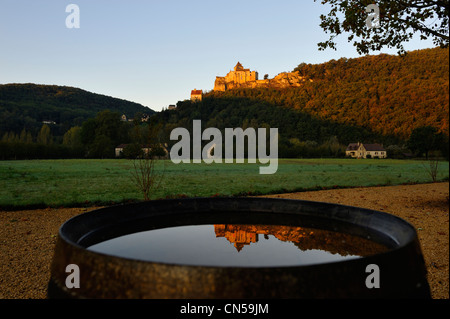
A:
[153,48,447,152]
[207,47,449,141]
[0,83,154,139]
[0,47,447,159]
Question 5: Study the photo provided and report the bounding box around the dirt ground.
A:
[0,182,448,299]
[263,182,449,299]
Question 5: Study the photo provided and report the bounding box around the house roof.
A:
[191,89,202,95]
[363,144,385,151]
[346,143,385,151]
[346,143,359,151]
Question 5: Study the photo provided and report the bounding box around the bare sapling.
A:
[130,124,166,201]
[422,151,440,183]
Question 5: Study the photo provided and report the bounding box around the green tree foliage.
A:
[0,83,154,140]
[1,48,447,160]
[292,47,449,140]
[150,95,379,158]
[80,110,130,158]
[316,0,449,55]
[19,129,33,144]
[407,126,445,159]
[149,48,448,159]
[2,131,19,143]
[88,134,115,159]
[37,124,53,145]
[122,143,144,159]
[63,126,84,156]
[80,118,97,147]
[63,126,82,148]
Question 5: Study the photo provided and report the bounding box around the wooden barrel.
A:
[48,197,431,299]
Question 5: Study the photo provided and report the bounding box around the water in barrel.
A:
[88,224,388,267]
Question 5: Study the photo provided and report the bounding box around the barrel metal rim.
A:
[49,197,431,299]
[57,196,418,269]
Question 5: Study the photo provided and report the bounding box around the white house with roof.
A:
[346,142,387,159]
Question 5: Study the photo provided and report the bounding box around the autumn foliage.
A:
[210,47,448,141]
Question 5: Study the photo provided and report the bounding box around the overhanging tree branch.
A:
[315,0,449,54]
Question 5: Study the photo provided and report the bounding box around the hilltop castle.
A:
[214,62,259,91]
[214,62,310,91]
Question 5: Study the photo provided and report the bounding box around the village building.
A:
[42,120,56,125]
[121,113,150,122]
[191,89,203,102]
[346,142,387,159]
[115,143,169,158]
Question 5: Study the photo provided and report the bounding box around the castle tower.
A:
[234,62,244,71]
[214,62,259,91]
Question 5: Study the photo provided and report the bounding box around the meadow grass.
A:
[0,158,448,209]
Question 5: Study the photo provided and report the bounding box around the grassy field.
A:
[0,158,448,209]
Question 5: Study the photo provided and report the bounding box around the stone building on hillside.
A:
[214,62,258,91]
[214,62,310,91]
[191,89,203,101]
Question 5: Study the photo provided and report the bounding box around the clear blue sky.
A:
[0,0,436,112]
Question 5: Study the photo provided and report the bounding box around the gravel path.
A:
[0,182,448,299]
[263,182,449,299]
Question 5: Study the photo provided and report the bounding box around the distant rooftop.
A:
[346,143,385,151]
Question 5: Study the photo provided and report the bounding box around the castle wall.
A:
[214,77,227,92]
[213,63,309,92]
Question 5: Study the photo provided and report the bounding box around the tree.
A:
[407,126,443,159]
[315,0,449,54]
[2,131,18,143]
[37,124,53,145]
[80,118,97,146]
[63,126,82,148]
[129,126,165,201]
[88,134,114,158]
[131,153,164,201]
[19,129,33,144]
[122,143,144,159]
[80,110,130,158]
[95,110,128,145]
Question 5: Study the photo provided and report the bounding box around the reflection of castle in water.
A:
[214,224,388,256]
[214,224,314,252]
